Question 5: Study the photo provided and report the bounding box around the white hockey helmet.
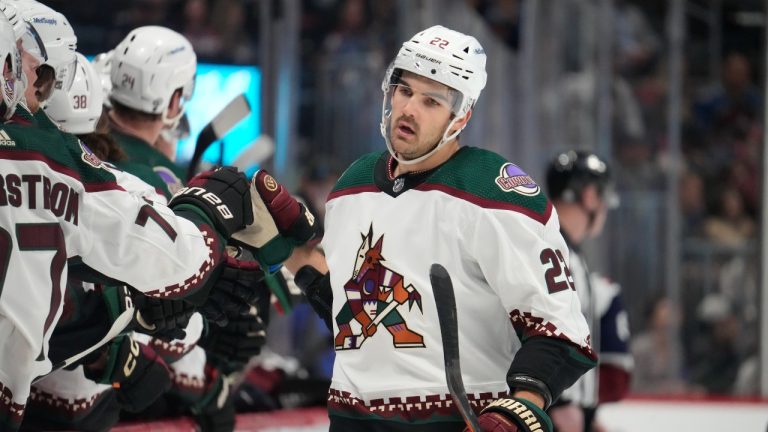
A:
[90,50,113,108]
[0,1,47,78]
[0,10,23,119]
[380,25,487,165]
[14,1,77,93]
[44,52,103,135]
[110,26,196,128]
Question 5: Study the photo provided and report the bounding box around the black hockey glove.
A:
[200,307,267,374]
[191,370,236,432]
[84,335,172,413]
[132,292,197,340]
[169,166,254,238]
[467,397,553,432]
[294,265,333,331]
[102,285,194,340]
[199,254,267,327]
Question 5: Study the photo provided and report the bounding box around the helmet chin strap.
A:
[386,115,464,166]
[162,105,184,130]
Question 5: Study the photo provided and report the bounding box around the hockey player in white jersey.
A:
[0,14,316,432]
[286,25,595,432]
[545,151,633,432]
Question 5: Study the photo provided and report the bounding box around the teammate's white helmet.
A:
[44,52,103,135]
[0,1,47,82]
[0,1,26,39]
[0,11,24,119]
[90,50,113,108]
[110,26,196,128]
[14,0,78,92]
[380,25,487,165]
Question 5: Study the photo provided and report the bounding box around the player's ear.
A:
[449,109,472,135]
[167,88,183,117]
[581,184,600,209]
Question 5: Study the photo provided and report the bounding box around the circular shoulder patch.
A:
[495,162,540,196]
[153,166,184,195]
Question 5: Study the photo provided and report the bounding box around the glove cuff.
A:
[89,336,126,384]
[481,397,553,432]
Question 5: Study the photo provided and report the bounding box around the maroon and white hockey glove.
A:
[170,166,254,238]
[231,169,318,267]
[466,398,553,432]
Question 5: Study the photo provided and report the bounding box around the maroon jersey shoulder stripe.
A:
[328,184,380,202]
[0,150,124,193]
[415,183,553,225]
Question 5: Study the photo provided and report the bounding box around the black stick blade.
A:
[430,263,481,432]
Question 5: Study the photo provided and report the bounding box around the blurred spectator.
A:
[630,296,687,395]
[689,294,742,394]
[476,0,520,50]
[693,53,762,135]
[613,0,660,78]
[679,170,707,238]
[703,188,756,247]
[181,0,222,59]
[211,0,257,64]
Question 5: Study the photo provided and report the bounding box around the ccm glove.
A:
[467,397,553,432]
[232,169,318,267]
[170,166,254,238]
[84,335,172,413]
[200,254,267,327]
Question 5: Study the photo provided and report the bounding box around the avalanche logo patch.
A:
[495,163,540,196]
[334,224,425,351]
[79,141,105,168]
[153,166,184,195]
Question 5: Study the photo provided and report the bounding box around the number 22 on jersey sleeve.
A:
[540,248,575,294]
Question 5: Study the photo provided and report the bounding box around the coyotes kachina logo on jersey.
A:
[334,225,425,350]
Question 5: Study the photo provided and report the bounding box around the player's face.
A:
[20,43,41,111]
[388,73,457,161]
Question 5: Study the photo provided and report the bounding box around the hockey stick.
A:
[430,263,482,432]
[186,93,251,180]
[231,135,275,171]
[33,307,135,383]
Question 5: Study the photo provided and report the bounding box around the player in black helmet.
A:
[546,150,633,432]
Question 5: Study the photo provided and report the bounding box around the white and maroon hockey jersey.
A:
[0,123,223,428]
[321,148,595,428]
